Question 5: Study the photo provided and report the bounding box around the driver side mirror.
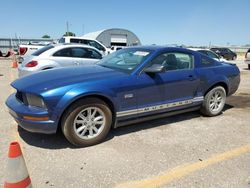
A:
[144,64,164,74]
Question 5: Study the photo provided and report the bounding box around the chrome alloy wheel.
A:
[208,90,225,112]
[73,107,106,140]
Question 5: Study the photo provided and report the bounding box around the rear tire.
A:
[61,98,112,147]
[200,86,226,117]
[248,64,250,70]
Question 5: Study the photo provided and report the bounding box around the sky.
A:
[0,0,250,46]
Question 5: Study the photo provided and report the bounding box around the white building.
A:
[83,28,141,47]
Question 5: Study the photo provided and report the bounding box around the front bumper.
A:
[6,93,57,134]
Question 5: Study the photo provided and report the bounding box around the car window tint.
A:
[70,38,84,44]
[71,48,87,58]
[85,49,102,59]
[150,52,194,71]
[84,40,106,52]
[53,48,72,57]
[201,56,214,67]
[206,51,219,59]
[32,45,54,56]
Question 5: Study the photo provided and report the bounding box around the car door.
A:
[136,51,200,117]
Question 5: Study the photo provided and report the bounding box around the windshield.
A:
[98,48,152,73]
[58,37,65,43]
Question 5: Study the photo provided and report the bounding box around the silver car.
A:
[245,48,250,70]
[18,44,102,77]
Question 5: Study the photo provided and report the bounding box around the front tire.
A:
[61,98,112,147]
[201,86,226,117]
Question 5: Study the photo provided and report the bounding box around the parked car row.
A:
[18,36,112,57]
[18,44,102,77]
[6,46,240,147]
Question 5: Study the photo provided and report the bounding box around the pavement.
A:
[0,57,250,188]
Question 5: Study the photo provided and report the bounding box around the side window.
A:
[206,51,219,59]
[85,49,102,59]
[84,40,106,52]
[201,56,215,67]
[70,38,84,44]
[53,48,72,57]
[70,48,102,59]
[149,52,194,71]
[71,48,87,58]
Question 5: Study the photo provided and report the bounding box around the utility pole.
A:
[66,21,69,36]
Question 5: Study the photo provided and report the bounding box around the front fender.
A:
[52,85,117,123]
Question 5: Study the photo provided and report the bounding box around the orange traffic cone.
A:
[4,142,32,188]
[11,52,18,68]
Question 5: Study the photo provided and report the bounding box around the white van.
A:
[58,36,111,56]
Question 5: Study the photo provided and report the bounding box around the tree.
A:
[42,34,50,38]
[63,32,76,37]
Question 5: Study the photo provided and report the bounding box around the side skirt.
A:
[114,106,201,128]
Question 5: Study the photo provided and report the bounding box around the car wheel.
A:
[232,55,237,60]
[248,64,250,70]
[61,98,112,147]
[200,86,226,117]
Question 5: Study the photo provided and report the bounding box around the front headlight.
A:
[26,93,47,109]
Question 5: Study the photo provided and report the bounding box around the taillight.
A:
[19,47,28,55]
[25,61,38,67]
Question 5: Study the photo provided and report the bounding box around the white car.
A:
[18,44,102,77]
[58,36,111,56]
[18,41,52,57]
[189,48,228,62]
[244,48,250,70]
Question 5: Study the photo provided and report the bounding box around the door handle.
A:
[188,75,195,81]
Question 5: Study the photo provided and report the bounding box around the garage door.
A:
[111,34,127,44]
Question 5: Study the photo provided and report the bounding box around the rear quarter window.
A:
[198,55,216,68]
[32,45,54,56]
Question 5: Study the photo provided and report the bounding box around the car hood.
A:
[11,65,127,93]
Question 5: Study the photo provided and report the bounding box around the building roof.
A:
[82,30,105,39]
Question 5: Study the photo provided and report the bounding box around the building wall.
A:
[84,28,141,48]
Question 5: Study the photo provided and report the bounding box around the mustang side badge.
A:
[124,94,134,99]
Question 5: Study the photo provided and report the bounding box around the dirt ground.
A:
[0,56,249,188]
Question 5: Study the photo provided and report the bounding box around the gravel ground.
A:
[0,57,249,188]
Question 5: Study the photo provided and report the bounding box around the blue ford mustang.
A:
[6,46,240,146]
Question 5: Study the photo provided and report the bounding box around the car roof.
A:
[51,43,99,50]
[188,48,210,51]
[126,45,200,55]
[62,36,99,41]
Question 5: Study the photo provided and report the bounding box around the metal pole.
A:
[66,21,69,36]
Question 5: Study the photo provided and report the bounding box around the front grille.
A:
[16,91,24,103]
